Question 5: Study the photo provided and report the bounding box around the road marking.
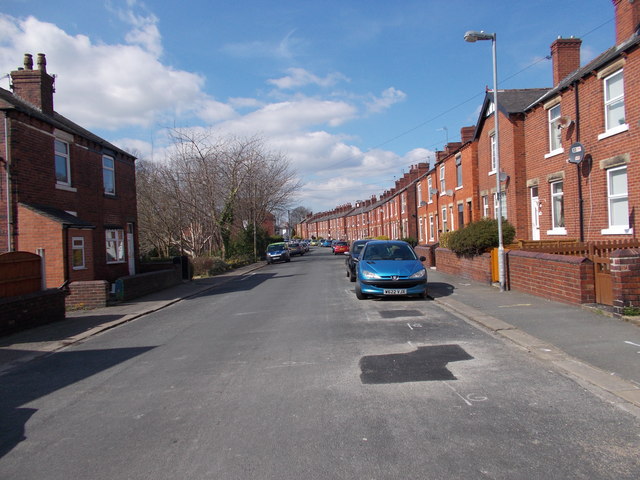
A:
[441,382,472,406]
[407,323,413,330]
[624,341,640,347]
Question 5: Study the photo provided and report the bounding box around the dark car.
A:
[266,242,290,264]
[345,239,371,282]
[288,242,304,256]
[355,240,427,299]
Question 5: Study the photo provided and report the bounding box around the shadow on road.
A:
[0,346,155,459]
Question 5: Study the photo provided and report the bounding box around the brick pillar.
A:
[610,248,640,313]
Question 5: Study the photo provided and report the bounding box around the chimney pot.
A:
[37,53,47,73]
[23,53,33,70]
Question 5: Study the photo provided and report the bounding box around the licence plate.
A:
[383,288,407,295]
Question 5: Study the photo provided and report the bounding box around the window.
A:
[429,215,435,241]
[103,155,115,195]
[401,193,406,214]
[440,165,445,192]
[493,192,507,220]
[458,203,464,229]
[105,229,125,263]
[490,133,497,173]
[427,176,433,204]
[416,183,422,208]
[442,207,448,232]
[604,70,625,132]
[55,139,70,185]
[482,195,489,217]
[419,217,424,242]
[603,166,631,234]
[456,156,463,188]
[549,181,565,233]
[449,205,455,231]
[548,104,563,153]
[72,237,85,269]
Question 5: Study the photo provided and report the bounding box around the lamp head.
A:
[464,30,495,42]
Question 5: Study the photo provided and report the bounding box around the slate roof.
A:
[20,202,96,229]
[0,87,134,159]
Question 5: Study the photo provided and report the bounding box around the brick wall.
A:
[66,280,110,310]
[610,248,640,313]
[415,244,437,268]
[507,250,595,304]
[0,288,65,336]
[115,267,181,302]
[434,247,492,283]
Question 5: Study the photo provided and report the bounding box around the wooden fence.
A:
[513,239,640,257]
[0,251,42,298]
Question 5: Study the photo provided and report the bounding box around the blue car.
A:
[355,240,427,299]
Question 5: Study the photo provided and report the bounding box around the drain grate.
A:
[359,345,473,384]
[379,310,423,319]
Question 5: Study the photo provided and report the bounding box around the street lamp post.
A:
[464,30,505,292]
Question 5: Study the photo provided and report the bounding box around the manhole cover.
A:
[359,345,473,384]
[379,310,423,319]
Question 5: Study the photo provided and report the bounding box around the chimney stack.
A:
[10,52,55,116]
[613,0,640,45]
[550,37,581,86]
[460,126,475,144]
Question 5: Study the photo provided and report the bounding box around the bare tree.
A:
[136,130,301,260]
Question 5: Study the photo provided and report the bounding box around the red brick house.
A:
[523,0,640,242]
[0,53,138,305]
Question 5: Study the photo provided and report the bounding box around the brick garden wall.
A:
[0,288,65,336]
[507,250,595,304]
[115,267,181,302]
[610,248,640,313]
[66,280,110,310]
[434,247,492,283]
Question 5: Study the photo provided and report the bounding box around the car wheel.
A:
[286,257,291,262]
[355,282,367,300]
[349,271,356,282]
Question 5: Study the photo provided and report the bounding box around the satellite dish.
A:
[429,188,438,195]
[445,189,454,196]
[557,116,573,129]
[568,142,585,164]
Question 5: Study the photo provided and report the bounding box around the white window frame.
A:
[547,104,563,156]
[489,133,497,174]
[55,139,71,186]
[419,217,424,242]
[71,237,85,270]
[441,207,448,233]
[416,183,422,208]
[401,193,406,214]
[103,155,116,195]
[493,192,507,221]
[599,69,628,139]
[602,165,632,234]
[547,181,566,235]
[482,195,489,218]
[455,156,463,188]
[439,165,445,192]
[105,229,126,264]
[427,176,433,204]
[428,214,435,241]
[449,205,455,231]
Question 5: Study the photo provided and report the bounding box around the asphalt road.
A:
[1,248,639,479]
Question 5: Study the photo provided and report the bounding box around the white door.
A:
[530,187,540,241]
[127,223,136,275]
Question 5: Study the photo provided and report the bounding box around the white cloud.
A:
[365,87,407,114]
[220,29,305,60]
[268,67,349,90]
[0,14,214,130]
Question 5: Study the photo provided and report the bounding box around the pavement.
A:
[1,260,639,414]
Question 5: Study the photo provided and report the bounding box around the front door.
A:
[530,187,540,240]
[127,223,136,275]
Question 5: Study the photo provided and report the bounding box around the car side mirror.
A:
[419,256,426,262]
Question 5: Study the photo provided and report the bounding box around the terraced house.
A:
[300,0,639,246]
[0,53,138,308]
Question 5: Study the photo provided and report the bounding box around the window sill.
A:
[455,186,463,191]
[104,192,117,198]
[601,227,633,235]
[546,228,567,235]
[544,148,564,159]
[106,261,126,265]
[488,170,496,176]
[56,183,77,192]
[72,267,87,271]
[598,123,629,140]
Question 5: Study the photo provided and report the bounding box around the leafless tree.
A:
[136,130,301,259]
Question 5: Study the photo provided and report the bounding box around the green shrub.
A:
[439,231,453,249]
[374,235,390,240]
[401,237,418,247]
[446,218,515,256]
[192,256,230,277]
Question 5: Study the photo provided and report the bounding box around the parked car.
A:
[345,239,371,282]
[333,241,349,255]
[266,242,291,264]
[355,240,427,299]
[300,241,310,252]
[288,242,304,256]
[310,240,319,246]
[321,239,332,247]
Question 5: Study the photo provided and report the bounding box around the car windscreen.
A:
[267,245,284,252]
[362,244,417,261]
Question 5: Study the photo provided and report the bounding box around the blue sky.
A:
[1,1,616,212]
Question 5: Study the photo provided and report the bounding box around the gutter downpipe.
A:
[4,116,14,252]
[574,81,584,242]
